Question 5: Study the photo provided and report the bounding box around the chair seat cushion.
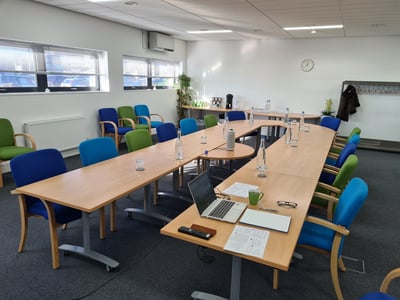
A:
[27,197,82,224]
[151,121,163,128]
[298,221,336,252]
[359,292,397,300]
[104,127,132,135]
[0,146,34,160]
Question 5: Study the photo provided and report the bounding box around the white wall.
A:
[0,0,185,146]
[186,38,400,141]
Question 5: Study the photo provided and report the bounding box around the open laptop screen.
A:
[188,172,217,214]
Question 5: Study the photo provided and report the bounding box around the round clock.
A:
[301,59,314,72]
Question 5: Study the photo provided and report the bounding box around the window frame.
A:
[123,55,181,90]
[0,39,107,94]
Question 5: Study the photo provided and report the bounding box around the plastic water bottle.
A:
[256,137,267,177]
[265,100,271,111]
[284,107,290,125]
[300,111,305,131]
[175,129,184,160]
[285,120,292,144]
[223,113,229,139]
[249,107,254,125]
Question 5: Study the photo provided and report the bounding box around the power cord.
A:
[197,246,215,264]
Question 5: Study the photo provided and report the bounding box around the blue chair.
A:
[359,267,400,300]
[226,110,246,121]
[98,107,133,150]
[179,117,198,135]
[156,122,177,142]
[298,178,368,299]
[322,142,357,184]
[10,148,82,269]
[134,104,164,129]
[79,137,118,236]
[320,116,341,131]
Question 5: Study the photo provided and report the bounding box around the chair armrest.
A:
[317,182,341,194]
[99,121,117,135]
[14,133,37,150]
[380,267,400,293]
[136,115,151,127]
[304,215,349,236]
[323,164,340,173]
[118,117,136,129]
[10,189,20,195]
[335,136,347,142]
[150,113,164,123]
[313,191,339,204]
[321,166,339,175]
[327,152,339,160]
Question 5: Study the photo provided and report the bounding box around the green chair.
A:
[204,114,218,128]
[124,129,159,204]
[332,127,361,153]
[117,106,151,133]
[0,118,37,188]
[312,154,359,220]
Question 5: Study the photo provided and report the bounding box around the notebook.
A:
[239,209,291,233]
[188,171,247,223]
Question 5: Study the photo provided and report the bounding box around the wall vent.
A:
[148,31,175,52]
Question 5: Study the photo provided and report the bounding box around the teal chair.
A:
[179,117,198,135]
[134,104,164,129]
[274,178,368,299]
[79,137,119,236]
[0,118,36,188]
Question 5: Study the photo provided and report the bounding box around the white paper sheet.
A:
[223,182,259,198]
[223,225,269,258]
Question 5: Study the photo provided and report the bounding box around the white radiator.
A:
[24,116,86,153]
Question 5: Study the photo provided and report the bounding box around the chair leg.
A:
[17,196,28,253]
[42,200,60,269]
[330,236,344,300]
[273,268,279,290]
[0,173,3,188]
[338,256,346,272]
[99,207,105,239]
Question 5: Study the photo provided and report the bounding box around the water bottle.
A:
[249,107,254,126]
[285,120,292,144]
[300,111,305,131]
[223,113,229,139]
[284,107,290,125]
[256,137,267,177]
[175,129,184,160]
[265,99,271,111]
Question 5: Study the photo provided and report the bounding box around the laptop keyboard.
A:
[209,200,235,218]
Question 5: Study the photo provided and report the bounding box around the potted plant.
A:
[322,98,334,116]
[176,74,192,121]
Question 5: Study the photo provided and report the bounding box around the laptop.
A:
[188,171,247,223]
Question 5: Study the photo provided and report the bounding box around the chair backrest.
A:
[333,177,368,228]
[227,111,246,121]
[125,129,153,152]
[156,122,177,142]
[335,143,357,168]
[118,106,136,127]
[10,148,67,207]
[347,127,362,141]
[179,118,198,135]
[204,114,218,128]
[348,133,360,147]
[0,118,15,147]
[79,137,118,166]
[134,104,150,125]
[332,154,358,191]
[99,108,119,132]
[320,116,341,131]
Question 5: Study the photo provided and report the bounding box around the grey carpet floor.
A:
[0,146,399,300]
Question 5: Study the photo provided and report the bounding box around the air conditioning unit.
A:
[148,31,175,52]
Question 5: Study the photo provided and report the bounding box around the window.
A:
[123,56,181,90]
[0,39,108,93]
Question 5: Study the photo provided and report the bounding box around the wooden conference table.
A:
[13,119,281,270]
[161,122,335,300]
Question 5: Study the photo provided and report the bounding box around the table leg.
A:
[191,256,241,300]
[59,212,119,271]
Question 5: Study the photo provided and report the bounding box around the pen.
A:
[260,207,279,213]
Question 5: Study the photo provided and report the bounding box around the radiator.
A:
[24,116,86,153]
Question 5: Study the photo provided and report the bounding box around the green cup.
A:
[248,189,264,205]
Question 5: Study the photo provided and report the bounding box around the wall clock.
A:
[301,59,314,72]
